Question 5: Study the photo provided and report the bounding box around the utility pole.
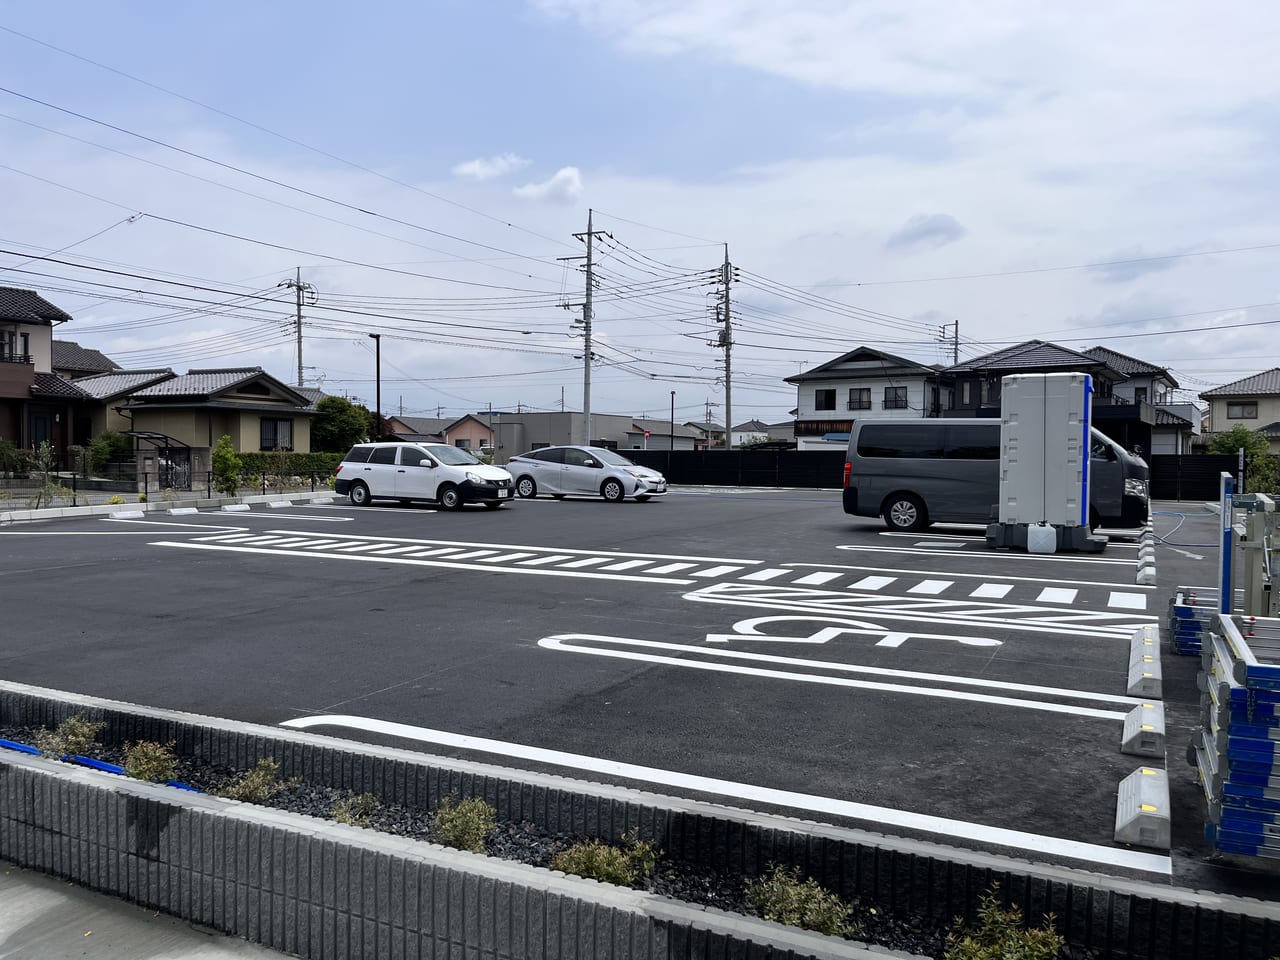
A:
[718,244,734,449]
[938,322,959,365]
[368,333,381,439]
[278,268,316,387]
[561,209,611,445]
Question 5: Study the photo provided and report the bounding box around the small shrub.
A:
[553,840,636,886]
[211,435,242,496]
[430,796,496,852]
[160,487,179,502]
[945,887,1065,960]
[137,493,147,503]
[34,714,105,759]
[105,495,125,505]
[333,792,379,827]
[217,758,282,803]
[124,740,178,782]
[746,865,853,938]
[621,828,660,877]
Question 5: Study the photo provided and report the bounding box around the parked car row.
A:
[333,443,667,510]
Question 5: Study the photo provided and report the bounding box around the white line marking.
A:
[806,560,1154,591]
[539,634,1131,718]
[373,545,433,555]
[849,576,896,591]
[519,554,575,566]
[648,562,697,575]
[907,579,953,595]
[792,571,842,586]
[691,565,743,578]
[335,543,386,552]
[200,533,261,543]
[599,559,652,571]
[970,583,1014,599]
[226,513,354,521]
[444,549,498,560]
[478,552,537,563]
[1037,587,1078,604]
[740,568,790,582]
[150,541,698,585]
[295,539,347,549]
[281,713,1169,875]
[913,541,966,548]
[306,540,367,550]
[560,556,609,568]
[1108,592,1147,611]
[838,544,1134,565]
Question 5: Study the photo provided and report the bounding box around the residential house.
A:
[120,367,319,485]
[386,415,450,442]
[684,421,725,449]
[447,414,497,451]
[1082,346,1199,455]
[72,369,176,440]
[624,418,700,451]
[784,347,943,450]
[0,287,84,454]
[51,340,121,380]
[730,419,773,447]
[1201,369,1280,454]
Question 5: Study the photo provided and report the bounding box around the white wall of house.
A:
[1206,396,1280,453]
[795,376,935,419]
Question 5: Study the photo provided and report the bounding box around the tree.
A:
[211,435,242,496]
[1207,425,1278,494]
[311,396,374,452]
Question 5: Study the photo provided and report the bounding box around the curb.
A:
[1135,521,1157,585]
[0,491,335,524]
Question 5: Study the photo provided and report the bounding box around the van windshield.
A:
[421,445,481,466]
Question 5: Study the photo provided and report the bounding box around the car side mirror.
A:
[584,459,596,467]
[419,459,436,468]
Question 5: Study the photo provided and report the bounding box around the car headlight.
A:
[1124,478,1148,498]
[465,471,484,483]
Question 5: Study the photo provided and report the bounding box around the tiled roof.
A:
[1259,421,1280,438]
[30,373,92,400]
[0,287,73,325]
[72,369,174,400]
[132,367,265,398]
[51,340,120,374]
[1201,368,1280,398]
[1082,345,1178,386]
[685,421,724,432]
[1154,408,1192,427]
[732,419,771,431]
[786,346,938,383]
[944,340,1110,375]
[630,417,701,438]
[295,386,324,412]
[393,416,451,436]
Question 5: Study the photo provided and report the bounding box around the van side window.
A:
[343,446,373,463]
[369,447,397,465]
[944,425,1000,460]
[857,424,944,459]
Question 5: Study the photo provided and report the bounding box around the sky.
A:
[2,1,1277,426]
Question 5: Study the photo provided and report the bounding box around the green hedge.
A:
[237,452,344,477]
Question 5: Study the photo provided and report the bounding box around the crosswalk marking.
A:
[907,579,953,595]
[1037,587,1078,604]
[374,545,433,555]
[295,539,344,549]
[1107,591,1147,610]
[850,575,896,591]
[648,562,697,575]
[692,565,743,578]
[335,543,386,552]
[560,557,609,568]
[519,554,574,566]
[600,559,652,571]
[793,571,842,586]
[478,552,537,563]
[405,547,462,557]
[447,549,498,560]
[970,583,1014,599]
[740,568,790,582]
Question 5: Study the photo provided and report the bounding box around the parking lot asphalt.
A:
[0,489,1266,896]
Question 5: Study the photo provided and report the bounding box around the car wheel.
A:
[634,495,651,503]
[349,482,371,507]
[601,478,626,503]
[1089,507,1101,532]
[438,484,461,511]
[483,501,504,510]
[516,476,537,498]
[883,494,928,532]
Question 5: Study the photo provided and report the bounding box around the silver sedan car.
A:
[505,446,668,502]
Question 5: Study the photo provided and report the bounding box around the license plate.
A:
[500,488,511,497]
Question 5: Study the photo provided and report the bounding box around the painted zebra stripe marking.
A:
[907,579,953,595]
[970,583,1014,599]
[849,575,896,591]
[792,571,842,586]
[1037,587,1078,604]
[740,568,790,582]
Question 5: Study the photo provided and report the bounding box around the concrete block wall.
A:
[4,681,1280,959]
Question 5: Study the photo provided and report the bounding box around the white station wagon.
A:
[334,442,514,510]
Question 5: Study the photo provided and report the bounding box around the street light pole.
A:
[669,391,675,450]
[368,333,381,440]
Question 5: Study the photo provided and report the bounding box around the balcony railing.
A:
[0,353,33,364]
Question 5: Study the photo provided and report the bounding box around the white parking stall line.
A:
[691,565,744,578]
[478,552,538,563]
[791,571,842,586]
[907,579,953,595]
[560,557,610,569]
[740,568,791,582]
[1036,587,1078,604]
[599,559,653,572]
[970,583,1014,599]
[648,562,697,575]
[519,554,575,566]
[806,560,1156,592]
[196,533,259,543]
[1108,592,1148,611]
[849,575,896,591]
[913,541,966,548]
[282,714,1170,876]
[837,544,1134,566]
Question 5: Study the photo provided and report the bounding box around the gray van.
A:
[841,419,1149,531]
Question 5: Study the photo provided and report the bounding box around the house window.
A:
[259,418,293,451]
[960,382,973,406]
[1134,387,1148,405]
[847,388,871,410]
[883,386,908,410]
[1228,402,1258,419]
[815,389,836,411]
[455,439,470,448]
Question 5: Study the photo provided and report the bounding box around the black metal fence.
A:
[626,449,846,487]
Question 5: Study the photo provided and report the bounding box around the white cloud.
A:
[512,167,584,204]
[886,213,966,252]
[450,153,530,181]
